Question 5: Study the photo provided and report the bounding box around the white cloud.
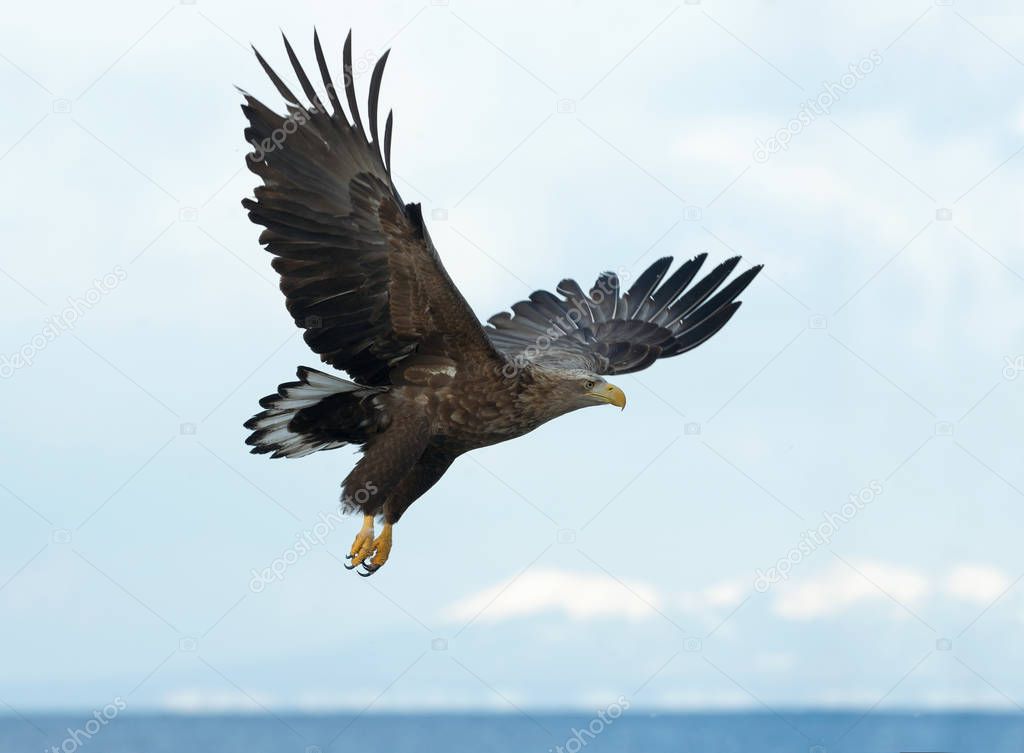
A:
[772,561,929,620]
[678,578,746,613]
[766,561,1017,620]
[642,690,753,709]
[161,689,273,713]
[443,568,662,623]
[673,119,762,167]
[445,561,1018,629]
[443,569,753,626]
[945,564,1012,605]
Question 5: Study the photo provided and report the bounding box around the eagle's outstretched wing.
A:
[484,255,762,375]
[241,31,500,386]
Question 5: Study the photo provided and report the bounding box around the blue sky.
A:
[2,0,1024,720]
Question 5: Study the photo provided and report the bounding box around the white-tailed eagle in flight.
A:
[241,31,762,575]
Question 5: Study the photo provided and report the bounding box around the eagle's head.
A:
[526,367,627,419]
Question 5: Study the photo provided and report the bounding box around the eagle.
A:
[241,31,762,575]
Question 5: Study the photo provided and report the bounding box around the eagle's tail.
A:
[244,367,387,459]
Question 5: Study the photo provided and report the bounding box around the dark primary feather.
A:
[241,30,500,385]
[621,256,671,319]
[484,255,763,375]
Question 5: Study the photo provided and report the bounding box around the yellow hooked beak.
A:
[589,382,627,410]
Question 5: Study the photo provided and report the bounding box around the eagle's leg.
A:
[340,410,431,576]
[358,449,456,576]
[344,515,376,569]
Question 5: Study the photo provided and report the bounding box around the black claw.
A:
[343,561,357,570]
[360,561,382,576]
[345,553,353,559]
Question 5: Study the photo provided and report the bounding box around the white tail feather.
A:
[245,367,384,459]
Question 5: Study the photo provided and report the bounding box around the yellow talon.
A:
[367,524,393,570]
[347,515,375,566]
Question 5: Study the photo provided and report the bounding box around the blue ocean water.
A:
[3,711,1020,753]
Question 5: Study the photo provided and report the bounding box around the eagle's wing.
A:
[484,255,762,375]
[241,32,501,385]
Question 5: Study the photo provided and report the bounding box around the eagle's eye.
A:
[583,380,596,390]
